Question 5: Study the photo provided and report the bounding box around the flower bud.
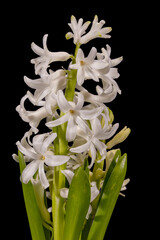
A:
[106,126,131,149]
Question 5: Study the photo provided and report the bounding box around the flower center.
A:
[41,155,45,161]
[80,60,85,66]
[69,109,75,114]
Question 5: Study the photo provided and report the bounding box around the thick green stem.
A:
[52,44,80,240]
[65,43,80,102]
[52,124,67,240]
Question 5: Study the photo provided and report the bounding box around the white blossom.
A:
[96,44,123,95]
[65,15,91,45]
[66,15,112,45]
[70,47,107,86]
[16,94,49,133]
[31,34,71,76]
[13,14,130,215]
[70,116,119,168]
[16,131,70,188]
[67,153,87,170]
[46,90,103,142]
[24,69,67,114]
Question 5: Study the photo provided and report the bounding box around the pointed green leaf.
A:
[63,167,90,240]
[87,154,127,240]
[100,149,121,200]
[18,151,46,240]
[81,150,121,240]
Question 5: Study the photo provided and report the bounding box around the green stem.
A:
[52,44,79,240]
[65,43,80,102]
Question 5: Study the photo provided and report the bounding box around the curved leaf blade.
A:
[18,151,46,240]
[87,154,127,240]
[63,167,90,240]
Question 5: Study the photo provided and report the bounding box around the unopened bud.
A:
[106,126,131,149]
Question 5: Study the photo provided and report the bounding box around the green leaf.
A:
[18,151,46,240]
[87,153,127,240]
[63,167,91,240]
[100,149,121,199]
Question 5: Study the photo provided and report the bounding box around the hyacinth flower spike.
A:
[13,15,130,240]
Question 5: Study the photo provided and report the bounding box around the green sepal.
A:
[18,151,46,240]
[63,167,91,240]
[87,153,127,240]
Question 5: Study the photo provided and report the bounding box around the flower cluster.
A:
[13,15,130,221]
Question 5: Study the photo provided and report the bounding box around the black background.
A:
[2,1,156,239]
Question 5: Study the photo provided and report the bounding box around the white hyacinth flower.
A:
[66,15,112,45]
[46,90,103,142]
[16,94,49,133]
[16,131,70,189]
[70,116,119,168]
[24,69,67,107]
[70,47,107,86]
[31,34,71,76]
[60,169,99,219]
[67,153,87,170]
[96,44,123,95]
[65,15,91,45]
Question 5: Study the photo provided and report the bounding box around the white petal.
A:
[24,76,44,89]
[12,153,19,162]
[70,140,91,153]
[16,141,38,159]
[32,133,47,154]
[76,116,92,136]
[77,67,85,86]
[60,188,69,199]
[41,133,57,153]
[85,67,99,82]
[77,84,117,103]
[74,92,84,110]
[45,155,70,167]
[80,106,103,120]
[86,205,92,220]
[90,182,99,202]
[99,123,119,140]
[57,90,71,112]
[31,42,44,56]
[22,160,39,184]
[91,60,107,70]
[61,170,74,185]
[88,143,97,169]
[66,117,77,142]
[86,47,97,62]
[111,56,123,67]
[92,138,106,156]
[46,113,69,128]
[39,161,49,189]
[77,48,85,61]
[43,34,48,51]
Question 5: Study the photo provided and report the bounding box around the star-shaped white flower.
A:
[70,115,119,168]
[16,131,70,189]
[46,90,103,142]
[70,47,107,86]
